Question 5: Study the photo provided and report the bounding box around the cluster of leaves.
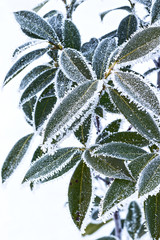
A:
[2,0,160,239]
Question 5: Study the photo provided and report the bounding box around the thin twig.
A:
[114,210,122,240]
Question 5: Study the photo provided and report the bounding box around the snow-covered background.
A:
[0,0,149,239]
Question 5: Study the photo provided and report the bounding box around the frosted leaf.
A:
[93,142,146,161]
[33,0,49,13]
[4,48,48,86]
[1,133,34,183]
[99,90,119,113]
[23,147,78,182]
[59,48,94,84]
[109,88,160,143]
[13,40,43,57]
[55,70,73,98]
[100,6,132,21]
[63,19,81,51]
[117,14,138,46]
[134,0,152,7]
[151,0,160,24]
[92,38,116,79]
[22,96,37,126]
[20,68,57,105]
[81,38,99,63]
[19,65,51,90]
[68,161,92,230]
[47,13,63,42]
[138,155,160,197]
[14,11,59,44]
[31,146,45,163]
[114,71,160,116]
[43,80,100,144]
[84,150,134,181]
[117,26,160,64]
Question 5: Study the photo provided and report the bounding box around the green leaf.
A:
[22,96,37,125]
[98,132,149,147]
[96,119,121,144]
[99,91,119,113]
[118,14,138,46]
[59,48,94,84]
[14,11,59,44]
[33,0,49,12]
[4,48,47,86]
[34,83,57,130]
[134,0,151,8]
[109,88,160,143]
[92,38,116,79]
[84,150,134,181]
[100,6,132,21]
[47,13,63,42]
[95,106,103,118]
[20,68,57,105]
[117,26,160,64]
[81,38,99,63]
[2,133,33,183]
[13,40,41,57]
[19,65,51,90]
[31,146,45,163]
[96,236,118,240]
[93,142,146,160]
[63,19,81,50]
[138,155,160,197]
[144,192,160,240]
[68,161,92,229]
[74,114,92,145]
[102,153,155,214]
[55,70,73,98]
[99,30,117,41]
[137,222,147,238]
[23,148,78,182]
[82,220,112,236]
[43,80,99,143]
[125,201,141,239]
[114,71,160,116]
[151,0,160,24]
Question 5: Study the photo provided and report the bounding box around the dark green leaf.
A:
[109,88,160,143]
[138,155,160,196]
[114,71,160,116]
[4,48,47,86]
[82,220,112,236]
[96,236,117,240]
[84,150,134,181]
[99,91,119,113]
[99,30,117,41]
[144,192,160,240]
[74,114,92,145]
[93,142,146,160]
[33,0,49,12]
[43,10,58,18]
[23,148,78,182]
[31,146,45,163]
[55,70,73,98]
[151,0,160,24]
[117,26,160,64]
[59,48,94,83]
[20,68,57,105]
[95,106,103,118]
[118,14,138,45]
[93,38,116,79]
[13,40,40,57]
[14,11,59,44]
[63,19,81,50]
[125,201,141,239]
[22,96,37,125]
[68,161,92,229]
[137,222,147,238]
[47,13,63,42]
[81,38,99,62]
[43,80,99,143]
[2,134,33,183]
[100,6,132,21]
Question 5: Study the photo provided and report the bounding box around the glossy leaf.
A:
[100,6,132,21]
[74,114,92,145]
[138,155,160,196]
[59,48,94,84]
[84,150,134,181]
[125,201,141,239]
[118,14,138,46]
[55,70,72,98]
[20,68,57,105]
[109,88,160,143]
[19,65,51,90]
[81,38,99,62]
[23,148,78,182]
[4,48,47,86]
[34,83,57,130]
[102,153,156,214]
[63,19,81,50]
[22,96,37,125]
[43,80,99,143]
[47,13,63,42]
[117,26,160,64]
[93,142,146,160]
[2,134,33,183]
[151,0,160,24]
[68,161,92,229]
[14,11,59,44]
[144,192,160,240]
[114,71,160,116]
[93,38,116,79]
[98,132,149,147]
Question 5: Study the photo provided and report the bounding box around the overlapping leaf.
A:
[151,0,160,24]
[55,70,73,98]
[68,161,92,229]
[47,13,63,42]
[22,96,37,125]
[99,91,119,113]
[81,38,99,62]
[2,133,33,182]
[59,48,94,84]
